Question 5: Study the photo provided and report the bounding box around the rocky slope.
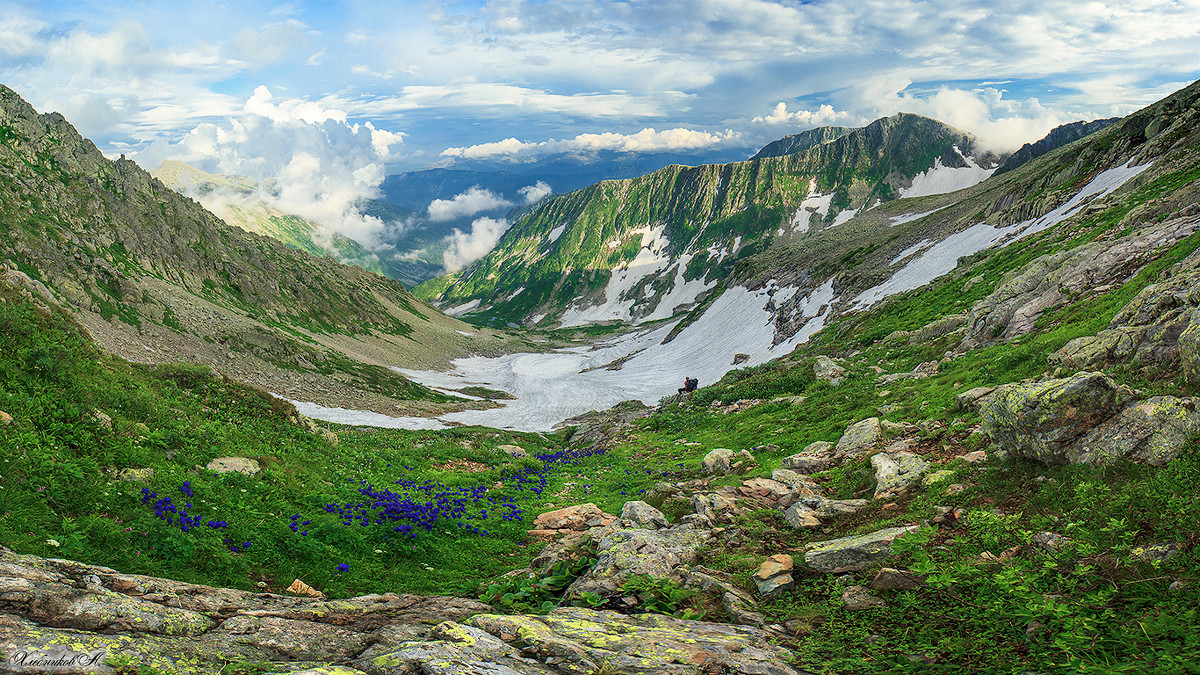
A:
[416,114,1000,327]
[0,84,525,414]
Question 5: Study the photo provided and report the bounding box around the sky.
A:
[3,0,1199,265]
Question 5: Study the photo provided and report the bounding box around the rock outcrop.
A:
[961,212,1200,350]
[0,546,802,674]
[981,372,1200,465]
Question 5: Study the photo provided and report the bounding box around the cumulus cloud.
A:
[518,181,552,204]
[753,102,852,127]
[427,187,514,222]
[443,217,511,272]
[132,86,405,250]
[442,127,742,159]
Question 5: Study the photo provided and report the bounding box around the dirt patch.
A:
[435,459,491,473]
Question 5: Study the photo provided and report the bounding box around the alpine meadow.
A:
[2,2,1200,674]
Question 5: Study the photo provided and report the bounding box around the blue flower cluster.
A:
[312,446,610,543]
[139,485,234,548]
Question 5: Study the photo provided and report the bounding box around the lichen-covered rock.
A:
[471,608,800,675]
[835,417,881,459]
[871,568,926,591]
[1072,396,1200,465]
[871,452,930,499]
[497,444,529,458]
[981,372,1133,464]
[701,448,734,474]
[961,213,1200,351]
[783,502,821,530]
[804,526,919,572]
[565,527,712,598]
[955,386,997,411]
[781,440,835,472]
[690,492,739,525]
[619,501,668,530]
[0,575,215,636]
[770,469,822,496]
[814,355,846,384]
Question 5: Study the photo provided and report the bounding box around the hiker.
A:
[678,376,698,395]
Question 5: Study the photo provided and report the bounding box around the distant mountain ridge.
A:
[416,113,1000,327]
[995,117,1122,175]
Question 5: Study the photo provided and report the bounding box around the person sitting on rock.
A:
[678,377,698,395]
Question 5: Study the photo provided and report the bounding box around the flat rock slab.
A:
[805,526,919,573]
[468,608,801,675]
[205,457,261,475]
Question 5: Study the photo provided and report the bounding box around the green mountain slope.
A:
[416,113,998,327]
[0,84,523,413]
[150,160,451,287]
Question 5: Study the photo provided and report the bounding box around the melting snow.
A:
[901,147,995,199]
[456,330,476,336]
[559,225,672,327]
[890,205,949,226]
[287,398,448,430]
[399,282,836,431]
[853,160,1152,309]
[444,299,480,316]
[889,239,934,265]
[547,224,566,242]
[790,179,835,233]
[640,253,716,322]
[831,207,859,227]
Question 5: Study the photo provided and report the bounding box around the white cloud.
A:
[519,181,552,204]
[753,102,852,127]
[443,217,511,272]
[428,187,514,222]
[132,86,405,250]
[442,127,742,159]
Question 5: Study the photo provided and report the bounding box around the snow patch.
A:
[639,253,716,322]
[889,239,934,265]
[287,398,448,430]
[890,205,949,226]
[831,207,859,227]
[445,299,481,316]
[790,179,834,233]
[547,224,566,242]
[399,281,837,431]
[901,147,995,199]
[559,224,673,327]
[853,160,1153,309]
[456,330,476,336]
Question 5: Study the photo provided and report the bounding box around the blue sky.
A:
[5,0,1199,173]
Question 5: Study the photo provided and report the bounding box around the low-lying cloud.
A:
[518,181,552,204]
[427,186,513,222]
[442,127,742,160]
[443,217,511,273]
[132,86,405,250]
